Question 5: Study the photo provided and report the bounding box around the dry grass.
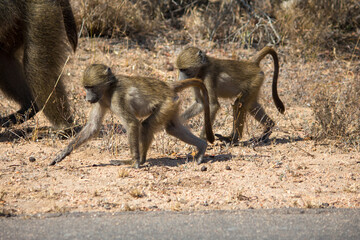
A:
[311,61,360,144]
[275,0,360,56]
[72,1,359,54]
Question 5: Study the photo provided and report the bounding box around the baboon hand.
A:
[49,150,70,166]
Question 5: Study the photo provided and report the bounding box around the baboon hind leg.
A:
[0,51,38,127]
[215,95,248,145]
[138,100,176,166]
[248,101,275,143]
[126,120,142,169]
[166,118,207,164]
[24,2,73,129]
[139,118,156,166]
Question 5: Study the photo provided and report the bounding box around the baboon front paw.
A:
[49,160,57,166]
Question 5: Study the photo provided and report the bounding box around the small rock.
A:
[225,166,231,170]
[320,202,329,208]
[166,63,174,71]
[200,166,207,172]
[29,157,36,162]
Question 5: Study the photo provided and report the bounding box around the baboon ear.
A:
[104,67,112,76]
[198,50,207,64]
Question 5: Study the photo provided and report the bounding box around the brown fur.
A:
[0,0,77,128]
[176,46,285,144]
[50,64,214,168]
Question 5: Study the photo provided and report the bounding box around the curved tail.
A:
[59,0,78,52]
[252,46,285,114]
[172,78,215,143]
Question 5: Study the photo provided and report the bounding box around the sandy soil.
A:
[0,38,359,216]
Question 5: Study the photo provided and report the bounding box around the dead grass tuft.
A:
[311,60,360,145]
[129,188,144,198]
[72,0,359,55]
[118,168,130,178]
[275,0,360,56]
[72,0,159,38]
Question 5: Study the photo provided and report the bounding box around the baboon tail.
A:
[173,79,215,143]
[59,0,78,52]
[252,46,285,114]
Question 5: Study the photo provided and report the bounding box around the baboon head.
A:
[176,47,208,80]
[82,64,116,103]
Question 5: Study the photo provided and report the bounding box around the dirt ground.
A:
[0,38,359,216]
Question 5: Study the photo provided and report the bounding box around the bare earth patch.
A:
[1,39,359,216]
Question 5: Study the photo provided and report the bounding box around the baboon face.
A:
[176,47,208,80]
[178,67,198,80]
[84,87,102,103]
[82,64,115,103]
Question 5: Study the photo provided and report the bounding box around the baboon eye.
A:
[180,69,191,75]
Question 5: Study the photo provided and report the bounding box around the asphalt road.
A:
[0,208,359,240]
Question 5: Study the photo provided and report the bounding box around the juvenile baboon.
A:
[50,64,214,168]
[176,46,285,144]
[0,0,77,128]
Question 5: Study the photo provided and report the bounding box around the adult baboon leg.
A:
[25,2,73,129]
[249,101,275,143]
[0,51,38,127]
[59,0,78,52]
[166,118,207,164]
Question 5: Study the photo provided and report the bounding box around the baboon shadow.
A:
[0,124,125,142]
[81,154,233,169]
[146,153,233,167]
[235,136,305,147]
[0,126,53,142]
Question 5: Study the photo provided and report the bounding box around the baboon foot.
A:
[140,158,146,165]
[248,130,272,145]
[195,141,207,164]
[195,154,205,164]
[130,160,141,169]
[215,134,239,146]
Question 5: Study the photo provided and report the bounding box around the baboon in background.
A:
[0,0,77,128]
[50,64,214,168]
[176,46,285,144]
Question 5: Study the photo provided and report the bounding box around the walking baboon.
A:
[176,46,285,144]
[50,64,214,168]
[0,0,77,128]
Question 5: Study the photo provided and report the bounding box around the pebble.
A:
[29,157,36,162]
[200,166,207,172]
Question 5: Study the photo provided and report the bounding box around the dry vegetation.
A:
[0,0,359,216]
